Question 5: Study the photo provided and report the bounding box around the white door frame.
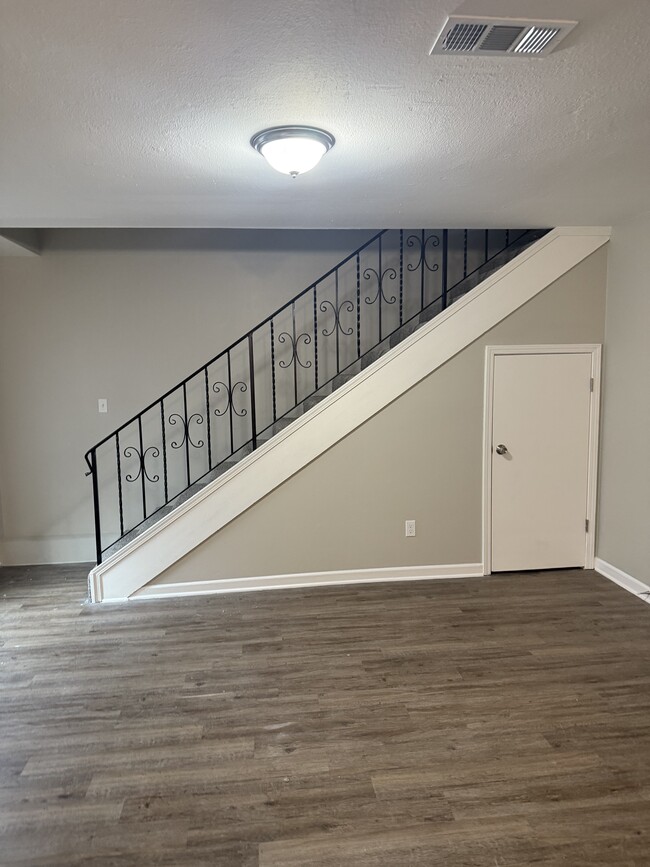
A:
[482,344,602,575]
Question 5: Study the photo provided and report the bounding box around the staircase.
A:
[87,226,613,601]
[85,227,548,566]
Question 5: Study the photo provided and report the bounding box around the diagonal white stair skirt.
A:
[90,227,610,603]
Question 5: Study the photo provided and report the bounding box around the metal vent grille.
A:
[443,23,488,52]
[431,16,577,57]
[480,25,526,52]
[514,26,561,54]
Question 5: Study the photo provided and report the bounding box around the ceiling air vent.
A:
[431,16,577,57]
[443,22,488,53]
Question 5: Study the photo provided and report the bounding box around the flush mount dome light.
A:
[251,126,335,178]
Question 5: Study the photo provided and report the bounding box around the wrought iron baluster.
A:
[203,368,212,470]
[116,431,124,538]
[406,231,440,313]
[292,302,298,406]
[356,253,361,359]
[399,230,404,326]
[89,449,102,563]
[137,416,146,519]
[227,351,235,455]
[420,229,425,311]
[270,319,277,423]
[363,251,396,345]
[484,229,489,266]
[312,285,318,392]
[182,383,191,486]
[335,270,340,374]
[277,304,312,407]
[248,334,257,450]
[160,400,168,504]
[442,229,448,310]
[378,234,383,341]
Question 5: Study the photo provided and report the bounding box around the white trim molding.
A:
[482,344,602,575]
[90,226,611,602]
[595,558,650,605]
[131,563,485,601]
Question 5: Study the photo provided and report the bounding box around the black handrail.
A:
[85,227,548,563]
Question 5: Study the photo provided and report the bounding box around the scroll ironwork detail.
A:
[319,299,354,337]
[168,413,205,449]
[406,233,440,272]
[363,267,397,306]
[123,445,160,483]
[278,331,312,369]
[212,381,248,418]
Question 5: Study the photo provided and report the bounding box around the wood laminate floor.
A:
[1,566,649,866]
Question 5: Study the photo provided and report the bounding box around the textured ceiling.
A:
[1,0,649,228]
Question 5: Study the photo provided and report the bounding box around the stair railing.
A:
[85,227,547,563]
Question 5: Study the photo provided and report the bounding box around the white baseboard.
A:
[594,557,650,604]
[0,535,96,566]
[128,563,485,602]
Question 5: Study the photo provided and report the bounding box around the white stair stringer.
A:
[89,227,610,602]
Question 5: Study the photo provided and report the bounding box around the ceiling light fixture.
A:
[251,126,335,178]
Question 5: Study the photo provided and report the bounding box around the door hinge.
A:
[585,518,590,533]
[590,377,594,392]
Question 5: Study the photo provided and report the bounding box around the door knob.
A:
[495,444,508,455]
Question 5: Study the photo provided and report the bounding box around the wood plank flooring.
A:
[1,565,649,865]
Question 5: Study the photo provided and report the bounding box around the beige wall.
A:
[155,247,607,586]
[0,229,371,563]
[597,215,650,587]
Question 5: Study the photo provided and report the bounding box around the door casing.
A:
[482,344,602,575]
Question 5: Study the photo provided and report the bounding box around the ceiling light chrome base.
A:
[251,126,335,153]
[251,126,335,178]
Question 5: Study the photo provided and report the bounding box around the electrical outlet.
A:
[98,398,108,413]
[405,520,416,537]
